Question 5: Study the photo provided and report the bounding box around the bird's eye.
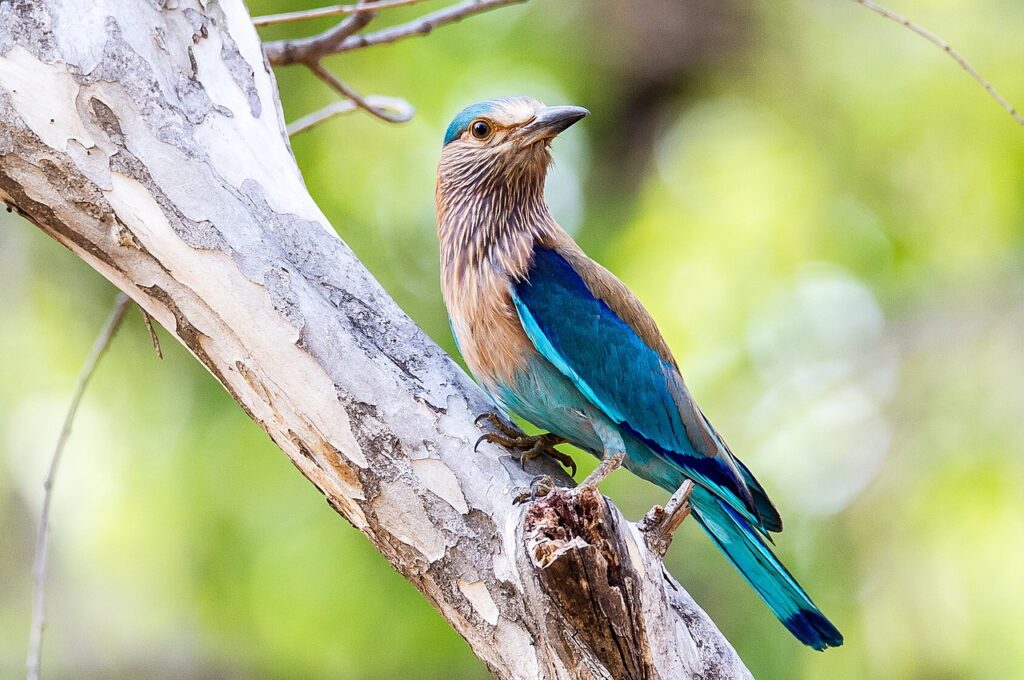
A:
[470,119,492,140]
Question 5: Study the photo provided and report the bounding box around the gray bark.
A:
[0,2,751,678]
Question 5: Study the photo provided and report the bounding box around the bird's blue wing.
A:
[510,247,841,646]
[511,245,767,527]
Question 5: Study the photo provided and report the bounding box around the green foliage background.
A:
[2,1,1023,678]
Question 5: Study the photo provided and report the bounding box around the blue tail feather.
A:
[689,486,843,650]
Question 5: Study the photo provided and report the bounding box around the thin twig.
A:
[263,0,526,131]
[307,61,413,123]
[265,2,378,66]
[264,0,527,64]
[253,0,431,27]
[288,95,415,136]
[853,0,1023,126]
[337,0,527,52]
[26,292,132,680]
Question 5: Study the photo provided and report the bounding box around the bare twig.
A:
[639,480,694,558]
[264,0,527,65]
[262,0,525,133]
[264,2,377,66]
[853,0,1023,126]
[307,61,414,123]
[253,0,431,27]
[337,0,527,53]
[260,0,403,131]
[288,95,415,136]
[26,292,132,680]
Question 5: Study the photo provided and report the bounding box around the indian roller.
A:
[435,96,843,650]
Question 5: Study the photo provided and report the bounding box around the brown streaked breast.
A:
[443,260,537,390]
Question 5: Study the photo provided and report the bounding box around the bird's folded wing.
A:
[511,245,780,532]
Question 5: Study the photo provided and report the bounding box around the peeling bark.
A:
[0,3,751,678]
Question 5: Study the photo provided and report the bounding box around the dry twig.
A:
[853,0,1023,126]
[260,0,526,134]
[639,480,694,558]
[307,61,414,124]
[263,1,377,66]
[26,292,132,680]
[260,0,526,133]
[288,96,414,136]
[253,0,431,27]
[263,0,527,65]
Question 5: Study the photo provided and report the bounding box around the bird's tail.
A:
[688,485,844,650]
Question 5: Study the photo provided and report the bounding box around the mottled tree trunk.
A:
[0,2,750,678]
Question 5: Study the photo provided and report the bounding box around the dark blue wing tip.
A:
[785,609,844,651]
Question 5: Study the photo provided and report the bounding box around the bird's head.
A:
[437,96,588,196]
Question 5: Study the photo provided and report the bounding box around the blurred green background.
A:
[2,0,1023,678]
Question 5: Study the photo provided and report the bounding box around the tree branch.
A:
[852,0,1023,126]
[263,1,378,66]
[253,0,434,28]
[260,1,523,133]
[26,293,132,680]
[1,2,750,678]
[263,0,528,65]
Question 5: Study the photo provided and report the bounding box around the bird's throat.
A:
[436,165,554,286]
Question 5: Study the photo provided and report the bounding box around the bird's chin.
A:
[513,140,553,165]
[514,132,556,148]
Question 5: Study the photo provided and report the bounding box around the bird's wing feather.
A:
[511,244,780,530]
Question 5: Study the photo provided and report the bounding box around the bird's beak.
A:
[517,105,589,145]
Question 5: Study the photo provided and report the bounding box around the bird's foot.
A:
[638,480,694,557]
[571,451,625,493]
[474,412,521,439]
[512,475,555,504]
[474,413,576,477]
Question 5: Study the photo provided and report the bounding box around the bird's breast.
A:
[443,264,537,392]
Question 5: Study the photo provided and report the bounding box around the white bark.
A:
[0,2,751,678]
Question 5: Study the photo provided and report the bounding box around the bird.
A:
[435,96,843,651]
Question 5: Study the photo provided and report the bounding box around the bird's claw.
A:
[513,475,555,504]
[518,437,577,477]
[473,433,490,454]
[473,413,576,477]
[474,412,520,437]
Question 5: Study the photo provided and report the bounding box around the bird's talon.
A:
[474,412,502,429]
[474,421,575,477]
[474,431,522,452]
[473,434,488,453]
[474,412,522,439]
[551,449,577,477]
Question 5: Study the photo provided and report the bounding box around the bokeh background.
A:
[2,0,1023,678]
